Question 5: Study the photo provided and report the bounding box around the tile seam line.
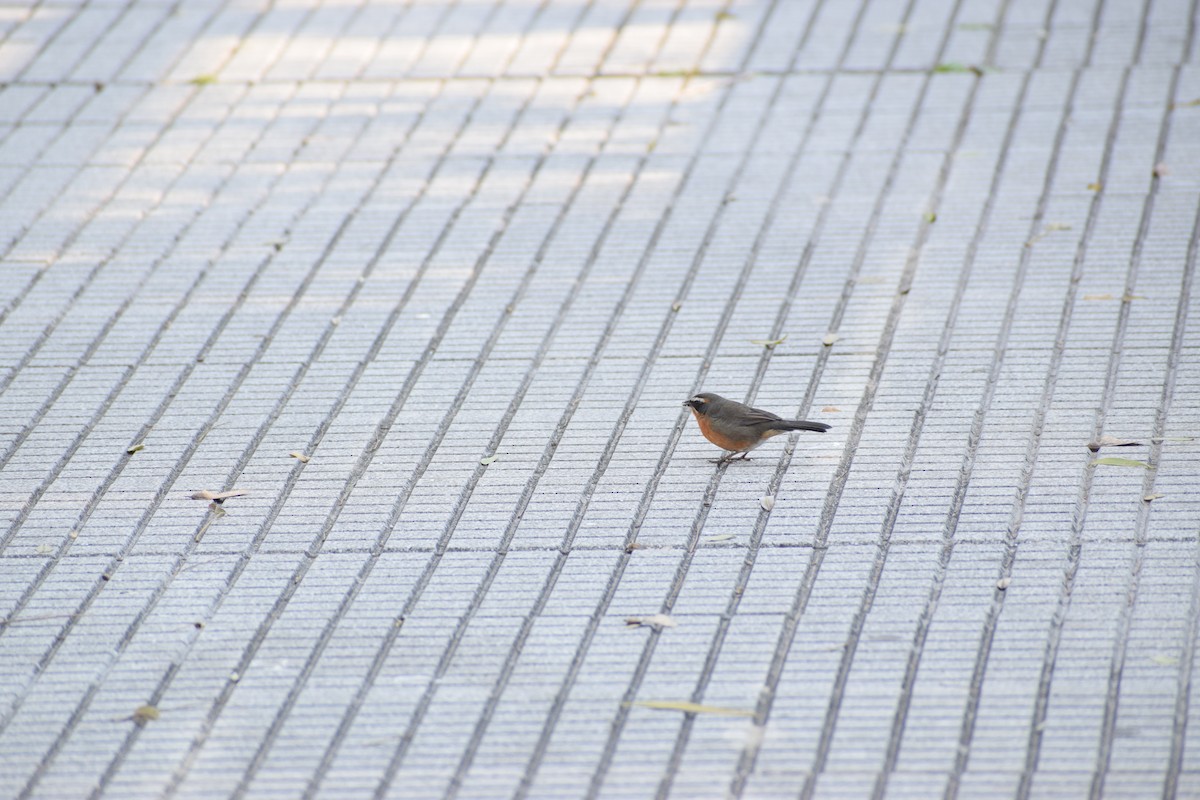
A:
[84,52,447,800]
[513,10,838,799]
[17,0,492,773]
[443,2,786,795]
[0,0,238,387]
[794,4,1014,799]
[730,0,991,795]
[7,140,307,796]
[0,0,246,336]
[167,10,580,792]
[1005,59,1142,800]
[944,0,1115,791]
[614,0,956,791]
[0,80,298,658]
[1028,11,1187,797]
[555,0,924,793]
[1092,4,1200,794]
[0,0,149,287]
[372,153,641,799]
[306,153,637,800]
[228,11,601,799]
[144,85,501,799]
[166,4,627,786]
[236,89,602,800]
[7,86,346,795]
[710,0,964,791]
[364,3,732,798]
[303,1,638,786]
[868,0,1055,788]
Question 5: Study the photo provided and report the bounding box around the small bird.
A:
[683,392,830,463]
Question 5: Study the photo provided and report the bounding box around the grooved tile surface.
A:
[1,0,1198,798]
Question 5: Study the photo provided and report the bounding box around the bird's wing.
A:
[741,406,785,425]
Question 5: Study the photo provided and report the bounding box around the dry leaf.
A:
[625,614,677,630]
[821,406,840,413]
[750,335,787,348]
[480,454,499,466]
[1087,435,1142,452]
[704,534,735,543]
[1092,457,1152,468]
[671,301,682,312]
[996,576,1012,590]
[629,699,754,717]
[625,542,645,553]
[1143,493,1164,502]
[190,489,248,504]
[289,451,310,463]
[759,495,775,511]
[1151,654,1179,667]
[131,704,160,723]
[36,543,53,556]
[822,333,839,346]
[1084,293,1115,301]
[1171,97,1200,108]
[69,529,79,540]
[923,211,937,223]
[189,74,217,85]
[1087,182,1102,191]
[126,442,144,454]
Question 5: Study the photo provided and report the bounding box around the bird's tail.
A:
[776,420,831,433]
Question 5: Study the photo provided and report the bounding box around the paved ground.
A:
[1,0,1198,797]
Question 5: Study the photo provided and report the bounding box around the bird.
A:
[682,392,830,463]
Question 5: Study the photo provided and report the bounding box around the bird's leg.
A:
[738,451,751,460]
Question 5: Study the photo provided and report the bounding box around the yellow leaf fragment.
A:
[289,451,310,463]
[131,704,160,723]
[629,699,754,717]
[1092,457,1151,468]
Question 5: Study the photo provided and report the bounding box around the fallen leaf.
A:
[958,22,994,31]
[996,576,1012,590]
[750,335,787,348]
[1170,97,1200,108]
[131,704,160,724]
[1143,493,1164,502]
[629,699,754,717]
[289,451,310,463]
[704,534,735,544]
[715,10,735,21]
[760,495,775,511]
[1092,457,1152,468]
[1088,182,1102,191]
[1122,293,1145,301]
[126,442,144,454]
[1153,163,1169,177]
[923,211,937,223]
[69,529,78,540]
[190,489,248,504]
[1086,435,1142,452]
[625,614,677,630]
[821,406,840,413]
[822,333,839,346]
[934,62,982,75]
[189,74,217,85]
[1084,293,1115,301]
[625,542,645,553]
[671,301,682,312]
[480,454,499,466]
[1151,654,1179,667]
[36,543,53,556]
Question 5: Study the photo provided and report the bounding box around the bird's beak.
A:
[682,400,690,407]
